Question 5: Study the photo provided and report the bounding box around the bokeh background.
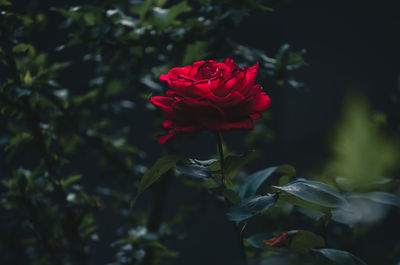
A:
[1,0,399,264]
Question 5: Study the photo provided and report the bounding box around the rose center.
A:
[194,63,223,80]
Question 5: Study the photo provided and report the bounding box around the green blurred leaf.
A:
[349,191,400,208]
[182,41,207,65]
[211,187,241,204]
[327,95,399,191]
[246,233,272,248]
[247,0,273,11]
[84,12,96,26]
[137,0,154,21]
[226,193,277,222]
[296,207,326,221]
[165,1,191,25]
[5,132,33,152]
[224,151,256,178]
[12,43,34,53]
[273,178,348,209]
[0,0,11,6]
[23,71,32,85]
[313,248,367,265]
[61,174,83,187]
[105,80,125,97]
[72,90,98,105]
[290,230,325,252]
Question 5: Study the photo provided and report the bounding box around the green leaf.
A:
[5,132,33,152]
[132,155,184,207]
[61,175,83,187]
[210,151,256,181]
[72,90,98,105]
[84,12,96,26]
[273,178,348,209]
[165,1,191,25]
[12,43,34,53]
[290,230,325,252]
[138,0,154,21]
[105,80,125,96]
[296,207,326,221]
[210,187,241,204]
[331,206,360,227]
[0,0,11,6]
[349,192,400,208]
[176,159,216,179]
[137,154,184,194]
[239,165,295,198]
[23,71,32,85]
[182,41,207,65]
[332,192,400,226]
[223,151,256,179]
[313,248,367,265]
[226,193,277,222]
[246,233,272,248]
[247,0,273,11]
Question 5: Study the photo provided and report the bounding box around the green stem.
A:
[215,132,248,265]
[215,132,226,186]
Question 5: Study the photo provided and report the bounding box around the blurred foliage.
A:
[1,0,399,265]
[326,93,399,191]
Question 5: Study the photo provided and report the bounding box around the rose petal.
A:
[249,113,262,120]
[156,124,201,144]
[238,62,259,96]
[149,96,174,111]
[246,92,271,113]
[211,91,246,107]
[222,58,239,70]
[160,74,170,83]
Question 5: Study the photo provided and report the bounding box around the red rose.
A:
[149,59,271,144]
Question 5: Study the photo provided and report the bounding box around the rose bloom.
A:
[149,59,271,144]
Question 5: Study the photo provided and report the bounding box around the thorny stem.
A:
[215,132,248,265]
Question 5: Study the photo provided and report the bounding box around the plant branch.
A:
[215,132,248,265]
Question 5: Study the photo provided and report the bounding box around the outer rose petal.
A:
[222,58,239,70]
[156,124,201,144]
[238,62,259,96]
[246,92,271,113]
[148,96,173,112]
[249,113,261,119]
[160,74,170,83]
[167,61,208,79]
